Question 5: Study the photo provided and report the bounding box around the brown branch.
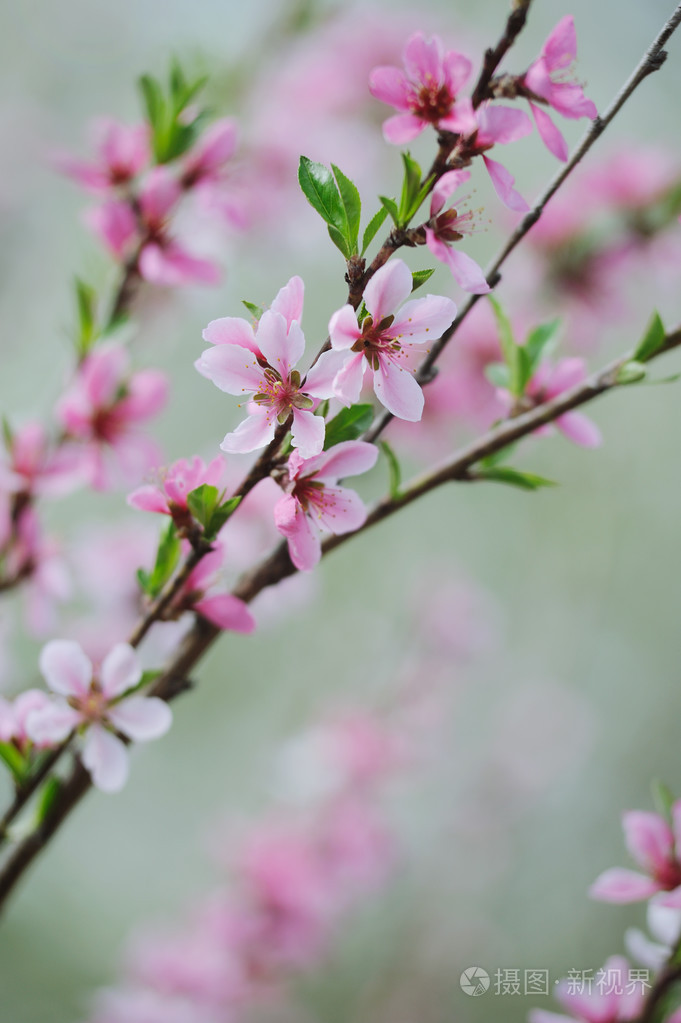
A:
[471,0,533,107]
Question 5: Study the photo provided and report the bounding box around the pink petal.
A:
[483,155,530,212]
[304,349,350,398]
[443,52,472,94]
[202,316,259,353]
[623,810,675,875]
[139,243,220,287]
[426,230,489,294]
[26,702,83,745]
[197,344,263,395]
[274,495,321,572]
[139,166,181,224]
[127,485,170,514]
[256,310,304,375]
[477,104,534,146]
[550,83,597,121]
[291,409,325,459]
[85,200,137,259]
[312,440,379,481]
[313,484,368,535]
[333,352,366,407]
[220,411,276,454]
[329,305,362,351]
[270,275,305,330]
[39,640,93,698]
[100,643,143,699]
[107,696,172,741]
[542,15,577,69]
[81,343,129,408]
[382,113,427,145]
[373,357,424,421]
[53,154,110,192]
[671,800,681,852]
[653,886,681,909]
[368,66,411,110]
[589,867,662,903]
[194,594,256,633]
[556,412,601,447]
[404,32,444,86]
[438,97,477,135]
[364,259,413,323]
[82,725,129,793]
[430,169,471,217]
[184,117,238,177]
[531,102,569,162]
[117,369,168,423]
[391,293,458,341]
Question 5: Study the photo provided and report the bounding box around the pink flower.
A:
[469,104,533,211]
[274,441,378,572]
[424,170,490,294]
[0,689,52,751]
[87,168,221,287]
[197,276,337,457]
[529,956,645,1023]
[590,803,681,905]
[56,342,168,490]
[0,421,84,498]
[127,455,226,526]
[8,508,71,635]
[327,259,457,420]
[523,16,597,162]
[182,118,239,187]
[54,117,150,194]
[27,640,172,793]
[498,358,601,448]
[369,32,476,144]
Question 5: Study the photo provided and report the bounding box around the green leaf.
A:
[475,466,557,491]
[361,207,389,255]
[616,361,648,385]
[380,441,402,498]
[138,74,165,131]
[35,777,61,824]
[633,312,666,362]
[2,416,13,452]
[524,319,561,373]
[204,495,242,539]
[479,442,518,468]
[378,195,400,226]
[75,278,98,354]
[187,484,220,528]
[332,164,361,256]
[143,520,181,597]
[0,742,26,783]
[484,362,511,389]
[327,223,352,259]
[324,404,374,448]
[298,157,346,232]
[242,300,264,321]
[488,296,522,396]
[411,268,435,292]
[652,779,675,822]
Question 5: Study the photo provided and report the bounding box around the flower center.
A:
[410,79,453,122]
[252,368,314,423]
[69,686,108,724]
[350,315,401,370]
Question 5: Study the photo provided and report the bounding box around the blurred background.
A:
[1,0,681,1020]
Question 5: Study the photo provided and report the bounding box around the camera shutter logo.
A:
[460,967,490,996]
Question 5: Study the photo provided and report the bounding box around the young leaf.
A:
[75,278,98,354]
[361,206,389,255]
[35,777,61,824]
[242,300,264,321]
[484,362,511,389]
[204,495,242,539]
[378,195,400,226]
[411,268,436,292]
[633,312,666,362]
[380,441,402,498]
[2,416,13,451]
[488,296,522,396]
[138,74,165,132]
[327,224,352,259]
[187,484,220,529]
[0,742,26,784]
[652,778,675,822]
[475,466,557,491]
[398,152,422,223]
[147,520,181,597]
[479,442,518,468]
[524,318,560,372]
[298,157,346,232]
[332,164,361,256]
[323,404,374,448]
[616,361,648,385]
